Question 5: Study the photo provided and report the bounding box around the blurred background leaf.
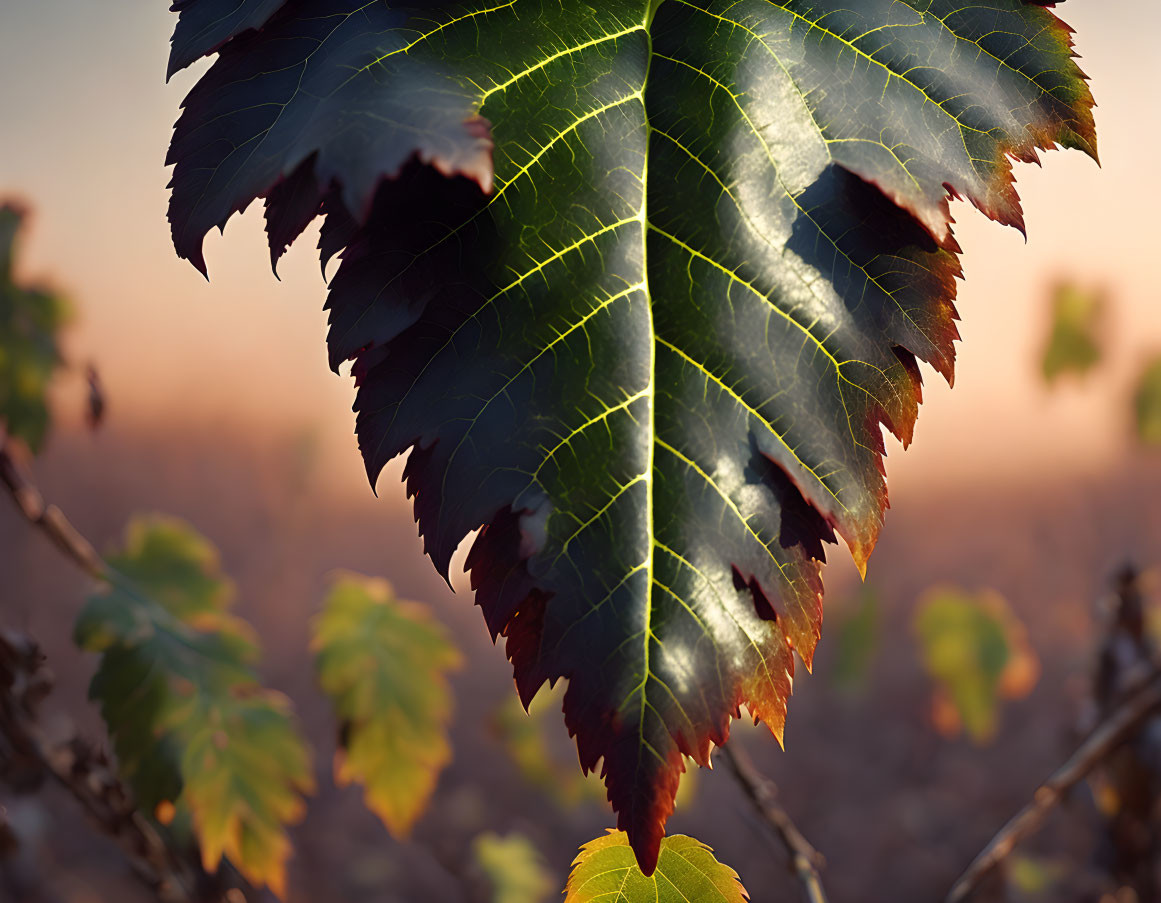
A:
[1041,282,1105,386]
[831,586,880,693]
[491,683,605,812]
[0,202,69,453]
[472,831,554,903]
[564,830,747,903]
[312,572,462,837]
[914,587,1040,745]
[1007,854,1068,900]
[1133,356,1161,446]
[74,514,313,897]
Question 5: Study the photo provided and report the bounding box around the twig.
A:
[0,440,103,578]
[0,441,232,901]
[0,630,206,903]
[946,668,1161,903]
[721,742,828,903]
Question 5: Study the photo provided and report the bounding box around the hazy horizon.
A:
[2,0,1159,510]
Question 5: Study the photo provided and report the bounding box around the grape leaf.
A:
[311,572,462,837]
[74,515,313,897]
[1041,282,1105,384]
[0,202,70,453]
[1133,357,1161,447]
[914,586,1039,745]
[167,0,287,79]
[473,832,555,903]
[165,0,1096,871]
[565,830,747,903]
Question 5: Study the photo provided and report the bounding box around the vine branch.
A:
[0,439,228,901]
[721,742,828,903]
[0,630,206,903]
[0,439,102,578]
[946,667,1161,903]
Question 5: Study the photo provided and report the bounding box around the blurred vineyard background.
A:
[3,1,1161,902]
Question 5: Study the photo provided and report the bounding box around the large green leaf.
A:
[311,572,462,836]
[0,202,70,453]
[165,0,1095,871]
[75,515,314,896]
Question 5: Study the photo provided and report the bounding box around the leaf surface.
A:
[75,515,313,896]
[165,0,1096,871]
[311,572,462,836]
[565,830,747,903]
[168,0,287,78]
[0,203,69,453]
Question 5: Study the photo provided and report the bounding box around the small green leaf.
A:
[831,587,880,692]
[473,832,554,903]
[1133,356,1161,446]
[914,587,1039,745]
[565,830,747,902]
[75,515,313,897]
[0,202,70,453]
[1040,282,1105,384]
[312,572,462,837]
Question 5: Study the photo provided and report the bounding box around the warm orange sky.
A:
[1,1,1159,509]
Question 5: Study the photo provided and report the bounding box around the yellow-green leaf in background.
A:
[831,587,880,692]
[473,832,554,903]
[1040,282,1105,385]
[1008,855,1068,900]
[492,682,605,811]
[1133,356,1161,446]
[565,831,747,902]
[0,202,70,453]
[493,681,699,813]
[914,587,1039,745]
[74,514,313,897]
[312,572,462,836]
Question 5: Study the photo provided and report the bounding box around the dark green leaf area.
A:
[0,203,70,453]
[167,0,493,274]
[168,0,287,78]
[166,0,1096,875]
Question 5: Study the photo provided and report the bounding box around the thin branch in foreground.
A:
[0,441,232,901]
[0,630,208,903]
[946,669,1161,903]
[0,440,103,578]
[721,742,828,903]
